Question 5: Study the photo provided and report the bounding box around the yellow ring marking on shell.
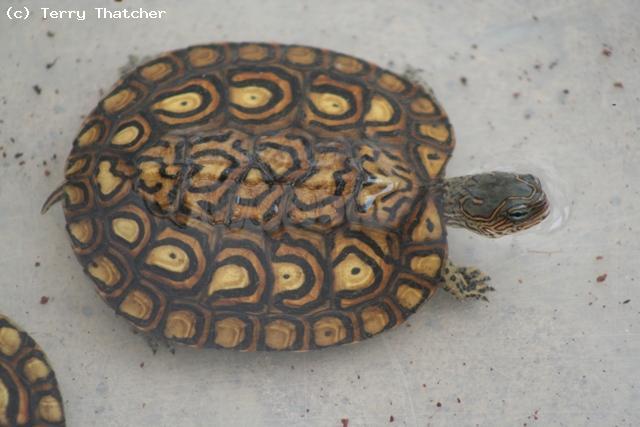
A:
[188,47,219,67]
[286,46,316,64]
[264,320,297,350]
[229,86,273,109]
[146,245,190,274]
[103,88,137,114]
[361,306,389,335]
[23,357,51,383]
[68,219,93,244]
[65,157,87,176]
[378,73,406,93]
[0,327,21,356]
[119,290,153,320]
[410,254,441,277]
[111,125,140,146]
[37,395,64,423]
[214,317,246,348]
[87,255,121,287]
[164,310,197,340]
[112,217,140,244]
[411,97,436,114]
[365,95,394,122]
[0,379,8,426]
[417,145,447,179]
[208,264,250,295]
[63,184,84,205]
[140,62,172,81]
[273,262,305,294]
[96,161,122,195]
[419,124,449,142]
[313,317,347,347]
[152,92,203,113]
[238,44,268,61]
[76,124,101,147]
[396,285,425,309]
[309,92,351,116]
[334,253,375,292]
[411,199,442,242]
[258,147,293,176]
[333,55,364,74]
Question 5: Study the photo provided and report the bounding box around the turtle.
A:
[0,315,66,426]
[42,42,549,351]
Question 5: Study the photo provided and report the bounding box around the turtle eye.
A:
[507,207,530,221]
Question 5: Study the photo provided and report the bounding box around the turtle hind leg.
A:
[441,259,495,301]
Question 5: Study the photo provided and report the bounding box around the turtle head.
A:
[443,172,549,237]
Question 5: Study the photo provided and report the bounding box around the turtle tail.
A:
[41,183,65,214]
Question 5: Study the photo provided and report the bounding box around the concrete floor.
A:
[1,0,638,425]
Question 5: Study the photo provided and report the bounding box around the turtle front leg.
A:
[441,259,494,301]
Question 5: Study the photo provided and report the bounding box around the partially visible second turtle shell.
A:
[0,315,65,426]
[49,42,455,351]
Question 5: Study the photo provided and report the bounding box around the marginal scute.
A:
[313,316,347,347]
[37,395,64,423]
[23,357,51,383]
[188,46,220,67]
[410,254,442,277]
[140,61,173,81]
[214,317,246,348]
[76,123,102,147]
[286,46,317,65]
[333,55,364,74]
[396,285,425,309]
[361,306,389,335]
[378,72,406,93]
[164,310,197,340]
[68,219,93,244]
[63,184,82,204]
[419,123,449,143]
[65,157,88,176]
[238,44,269,61]
[103,87,137,114]
[87,255,121,287]
[410,97,436,114]
[0,327,20,356]
[119,289,154,320]
[264,319,297,350]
